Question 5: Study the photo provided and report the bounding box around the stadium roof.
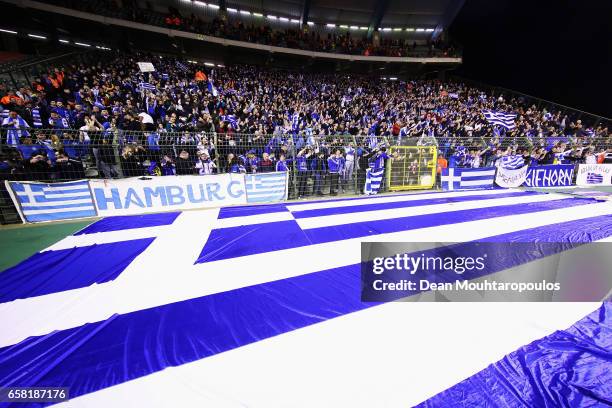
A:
[195,0,465,34]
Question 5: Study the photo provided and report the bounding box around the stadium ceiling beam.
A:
[301,0,311,26]
[219,0,226,11]
[367,0,391,39]
[433,0,465,39]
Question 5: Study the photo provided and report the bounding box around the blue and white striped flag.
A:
[221,114,237,128]
[176,61,188,72]
[500,154,525,170]
[139,82,156,91]
[292,112,300,131]
[31,108,43,128]
[586,172,604,184]
[1,115,30,145]
[441,167,496,191]
[482,110,517,130]
[0,188,610,406]
[8,180,96,223]
[207,79,218,97]
[364,168,384,195]
[245,172,288,203]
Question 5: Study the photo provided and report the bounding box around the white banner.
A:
[90,174,247,216]
[576,164,612,186]
[137,62,155,72]
[495,165,528,188]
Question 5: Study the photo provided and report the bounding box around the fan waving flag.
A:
[138,82,156,91]
[7,180,96,223]
[176,61,188,72]
[207,79,219,97]
[441,167,496,191]
[500,154,525,169]
[221,114,237,128]
[482,110,517,130]
[364,168,384,195]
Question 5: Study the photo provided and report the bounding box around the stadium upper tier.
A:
[4,0,460,61]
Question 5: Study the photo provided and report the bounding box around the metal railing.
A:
[1,129,611,224]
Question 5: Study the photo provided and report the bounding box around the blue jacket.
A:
[276,160,289,172]
[327,156,342,173]
[296,155,309,172]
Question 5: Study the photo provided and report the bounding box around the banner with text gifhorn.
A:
[523,165,575,187]
[576,164,612,186]
[90,174,248,216]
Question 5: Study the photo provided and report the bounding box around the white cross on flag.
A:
[441,167,496,191]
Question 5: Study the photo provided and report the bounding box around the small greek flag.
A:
[482,110,517,130]
[586,173,604,184]
[245,172,288,203]
[500,154,525,170]
[9,180,96,223]
[139,82,156,91]
[31,108,43,128]
[176,61,188,72]
[221,114,237,128]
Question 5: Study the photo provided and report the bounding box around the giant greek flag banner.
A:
[1,189,611,407]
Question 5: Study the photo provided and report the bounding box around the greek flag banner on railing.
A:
[245,172,288,203]
[89,175,248,217]
[576,164,612,186]
[495,165,529,188]
[441,167,496,191]
[6,180,97,223]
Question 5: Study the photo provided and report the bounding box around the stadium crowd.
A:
[1,52,610,196]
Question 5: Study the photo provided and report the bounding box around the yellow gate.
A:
[385,146,437,191]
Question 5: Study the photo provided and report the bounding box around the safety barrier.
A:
[2,129,611,223]
[386,146,437,191]
[6,171,289,223]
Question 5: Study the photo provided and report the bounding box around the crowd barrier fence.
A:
[1,129,611,224]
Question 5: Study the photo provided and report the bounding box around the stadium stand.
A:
[30,0,457,57]
[1,52,609,189]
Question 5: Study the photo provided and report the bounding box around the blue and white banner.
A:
[245,172,288,203]
[524,165,575,187]
[364,168,384,195]
[576,164,612,186]
[441,167,495,191]
[482,110,517,130]
[6,180,97,223]
[495,165,529,188]
[90,175,247,216]
[500,155,525,170]
[0,189,611,406]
